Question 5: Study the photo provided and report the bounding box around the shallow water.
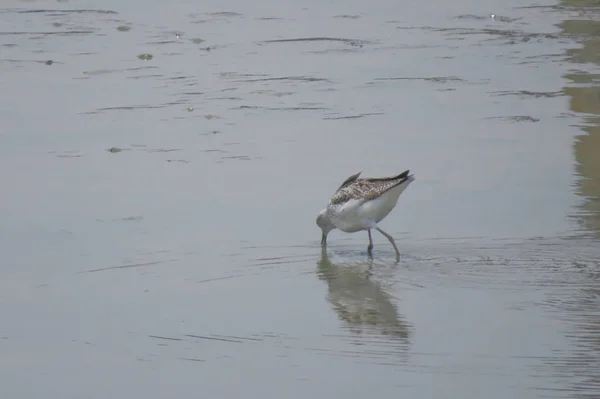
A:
[1,0,599,397]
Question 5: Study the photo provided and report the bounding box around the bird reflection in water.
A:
[316,248,412,345]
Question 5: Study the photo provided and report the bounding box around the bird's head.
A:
[316,209,336,245]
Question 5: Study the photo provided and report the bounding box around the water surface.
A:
[1,0,599,397]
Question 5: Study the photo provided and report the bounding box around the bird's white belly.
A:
[360,192,398,222]
[329,200,370,233]
[328,179,413,233]
[359,181,411,223]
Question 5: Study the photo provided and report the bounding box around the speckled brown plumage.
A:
[329,170,411,205]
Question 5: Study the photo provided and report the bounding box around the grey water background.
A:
[1,0,600,397]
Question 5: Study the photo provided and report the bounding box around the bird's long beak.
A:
[321,232,327,246]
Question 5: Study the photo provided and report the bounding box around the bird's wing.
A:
[329,170,411,205]
[336,171,362,191]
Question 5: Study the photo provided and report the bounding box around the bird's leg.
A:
[376,227,400,259]
[367,229,374,255]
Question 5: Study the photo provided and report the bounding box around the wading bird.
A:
[316,170,415,258]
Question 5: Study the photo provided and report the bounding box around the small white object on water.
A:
[490,14,496,20]
[316,169,415,258]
